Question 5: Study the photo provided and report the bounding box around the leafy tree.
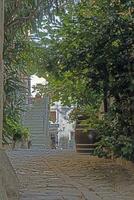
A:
[36,0,134,159]
[3,0,74,143]
[3,0,134,160]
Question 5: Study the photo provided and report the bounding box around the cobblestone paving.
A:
[7,149,134,200]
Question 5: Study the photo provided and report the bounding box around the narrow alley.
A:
[7,150,134,200]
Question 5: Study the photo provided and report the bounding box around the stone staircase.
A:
[22,97,51,148]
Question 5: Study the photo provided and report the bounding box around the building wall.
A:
[51,103,75,149]
[50,111,57,123]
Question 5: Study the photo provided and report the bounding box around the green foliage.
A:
[3,0,133,160]
[3,116,30,143]
[36,0,134,160]
[93,105,134,160]
[3,0,75,142]
[94,136,116,159]
[94,135,134,161]
[116,136,134,160]
[41,0,133,105]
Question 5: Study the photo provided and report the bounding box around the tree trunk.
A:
[103,67,109,113]
[103,85,108,113]
[0,0,4,149]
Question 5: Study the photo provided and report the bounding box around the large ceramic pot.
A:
[75,117,98,153]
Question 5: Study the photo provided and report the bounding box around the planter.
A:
[75,116,98,153]
[75,128,98,153]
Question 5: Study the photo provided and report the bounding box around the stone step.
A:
[23,122,44,126]
[31,141,46,145]
[31,144,46,149]
[29,130,44,134]
[22,97,50,148]
[31,136,46,140]
[31,139,46,143]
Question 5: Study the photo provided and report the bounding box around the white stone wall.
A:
[51,103,75,149]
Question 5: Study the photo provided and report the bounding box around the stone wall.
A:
[0,150,19,200]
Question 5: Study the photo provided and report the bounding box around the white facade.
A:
[51,103,75,148]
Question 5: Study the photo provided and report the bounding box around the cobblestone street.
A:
[7,150,134,200]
